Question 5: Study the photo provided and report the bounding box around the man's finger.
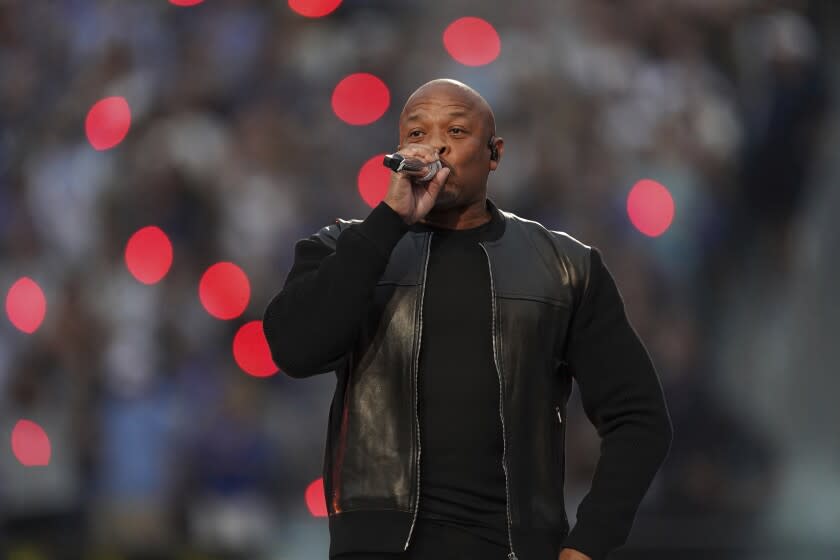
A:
[424,167,450,199]
[397,144,438,161]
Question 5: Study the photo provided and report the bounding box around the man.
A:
[262,79,673,560]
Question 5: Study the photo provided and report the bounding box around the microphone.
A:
[382,153,442,182]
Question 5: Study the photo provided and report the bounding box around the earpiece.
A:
[488,136,499,161]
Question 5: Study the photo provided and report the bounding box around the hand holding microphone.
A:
[381,144,450,226]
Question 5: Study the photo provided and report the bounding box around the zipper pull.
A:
[508,553,518,560]
[555,405,563,424]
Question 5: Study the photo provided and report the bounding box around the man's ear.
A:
[489,136,504,171]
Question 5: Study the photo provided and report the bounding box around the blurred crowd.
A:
[0,0,836,558]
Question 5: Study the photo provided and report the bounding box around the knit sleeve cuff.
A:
[561,520,620,560]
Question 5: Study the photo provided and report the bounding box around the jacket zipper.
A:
[555,404,563,424]
[404,232,433,550]
[480,243,518,560]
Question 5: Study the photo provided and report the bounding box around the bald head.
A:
[400,79,496,138]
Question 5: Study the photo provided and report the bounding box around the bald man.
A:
[263,79,672,560]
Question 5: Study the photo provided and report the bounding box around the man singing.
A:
[262,79,673,560]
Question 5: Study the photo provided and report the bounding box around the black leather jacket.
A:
[264,198,672,560]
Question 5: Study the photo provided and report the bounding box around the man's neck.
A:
[418,198,492,230]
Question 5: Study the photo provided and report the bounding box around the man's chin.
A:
[433,188,458,207]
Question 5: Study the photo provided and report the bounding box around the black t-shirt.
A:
[407,202,509,548]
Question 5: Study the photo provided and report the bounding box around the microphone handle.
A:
[383,154,442,182]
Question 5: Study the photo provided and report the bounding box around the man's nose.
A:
[428,132,448,156]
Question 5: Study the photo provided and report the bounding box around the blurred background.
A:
[1,0,839,558]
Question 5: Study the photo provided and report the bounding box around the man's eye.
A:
[409,131,423,137]
[450,127,465,134]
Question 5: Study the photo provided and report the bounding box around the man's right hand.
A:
[382,143,451,226]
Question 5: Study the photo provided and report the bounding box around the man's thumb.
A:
[426,167,450,198]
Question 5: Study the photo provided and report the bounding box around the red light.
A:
[5,277,46,334]
[85,96,131,151]
[125,226,173,285]
[331,73,390,126]
[11,419,51,467]
[443,17,501,66]
[169,0,204,5]
[626,179,675,237]
[357,154,391,208]
[305,478,328,517]
[199,262,251,320]
[233,321,279,377]
[288,0,342,18]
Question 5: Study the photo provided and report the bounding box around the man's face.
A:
[398,86,495,209]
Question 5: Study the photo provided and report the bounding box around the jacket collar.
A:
[406,196,506,242]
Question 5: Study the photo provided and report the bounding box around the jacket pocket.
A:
[554,403,568,527]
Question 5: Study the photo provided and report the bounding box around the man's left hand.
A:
[558,548,592,560]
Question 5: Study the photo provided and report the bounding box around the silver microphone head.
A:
[419,160,442,181]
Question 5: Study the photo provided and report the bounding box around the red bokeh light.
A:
[125,226,173,285]
[305,477,328,517]
[443,17,501,66]
[233,321,279,378]
[199,262,251,320]
[5,277,46,334]
[626,179,675,237]
[288,0,342,18]
[11,419,51,467]
[85,96,131,151]
[169,0,204,6]
[331,73,390,126]
[357,153,391,208]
